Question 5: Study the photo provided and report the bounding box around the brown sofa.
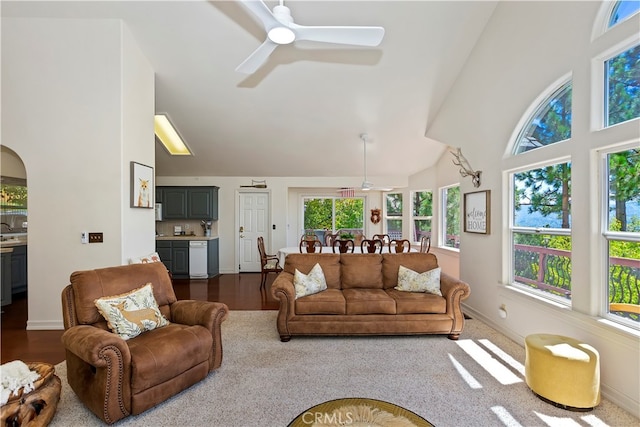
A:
[61,262,228,424]
[271,252,470,341]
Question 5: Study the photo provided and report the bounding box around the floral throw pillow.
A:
[395,265,442,296]
[94,283,169,340]
[294,263,327,299]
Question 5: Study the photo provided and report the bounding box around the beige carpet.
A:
[50,311,638,426]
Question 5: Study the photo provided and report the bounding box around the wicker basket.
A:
[1,362,61,427]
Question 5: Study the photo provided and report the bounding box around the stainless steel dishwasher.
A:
[188,240,208,279]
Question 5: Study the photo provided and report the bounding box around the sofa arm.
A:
[61,325,132,424]
[61,325,131,367]
[170,300,229,370]
[440,273,471,339]
[271,272,296,341]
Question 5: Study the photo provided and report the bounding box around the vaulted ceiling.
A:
[2,1,498,178]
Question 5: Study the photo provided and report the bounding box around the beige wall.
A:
[2,18,155,329]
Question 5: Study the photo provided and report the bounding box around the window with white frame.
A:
[302,196,364,240]
[601,146,639,325]
[608,0,640,28]
[440,185,460,249]
[511,161,572,301]
[604,43,640,127]
[384,193,403,240]
[411,190,433,243]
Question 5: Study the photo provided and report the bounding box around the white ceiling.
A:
[2,1,498,178]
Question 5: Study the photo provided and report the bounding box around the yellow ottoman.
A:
[525,334,600,410]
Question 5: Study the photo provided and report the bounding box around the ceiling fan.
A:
[359,133,393,192]
[235,0,385,74]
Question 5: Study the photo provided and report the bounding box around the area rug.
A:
[49,311,638,426]
[288,398,433,426]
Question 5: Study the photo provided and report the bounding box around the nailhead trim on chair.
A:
[99,345,129,424]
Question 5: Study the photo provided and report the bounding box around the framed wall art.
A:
[463,190,490,234]
[130,162,154,208]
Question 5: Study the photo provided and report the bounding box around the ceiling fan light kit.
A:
[236,0,385,74]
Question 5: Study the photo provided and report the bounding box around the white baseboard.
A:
[26,320,64,330]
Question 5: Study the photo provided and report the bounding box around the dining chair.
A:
[257,236,283,289]
[373,234,391,245]
[332,239,355,253]
[419,235,431,253]
[360,238,383,254]
[324,231,338,246]
[389,239,411,253]
[299,239,322,253]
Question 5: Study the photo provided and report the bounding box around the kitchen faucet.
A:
[0,222,11,231]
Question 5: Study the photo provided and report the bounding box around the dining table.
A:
[277,245,416,267]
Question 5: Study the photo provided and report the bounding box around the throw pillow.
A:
[129,252,162,264]
[395,265,442,296]
[94,283,169,340]
[294,263,327,299]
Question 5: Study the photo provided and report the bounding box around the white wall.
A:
[425,1,639,416]
[1,18,155,329]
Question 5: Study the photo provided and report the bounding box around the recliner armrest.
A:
[170,300,228,329]
[61,325,131,367]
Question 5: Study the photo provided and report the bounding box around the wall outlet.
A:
[81,232,89,244]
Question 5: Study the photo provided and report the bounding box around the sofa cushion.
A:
[128,323,212,394]
[340,254,383,289]
[343,289,396,314]
[381,253,439,289]
[395,266,442,296]
[284,254,342,289]
[294,263,328,299]
[295,289,346,315]
[386,288,447,314]
[94,283,170,340]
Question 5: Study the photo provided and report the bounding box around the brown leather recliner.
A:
[60,262,228,424]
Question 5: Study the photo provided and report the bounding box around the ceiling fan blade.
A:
[291,24,385,47]
[235,39,278,74]
[238,0,280,31]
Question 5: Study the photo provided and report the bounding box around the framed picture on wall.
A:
[463,190,490,234]
[130,162,154,209]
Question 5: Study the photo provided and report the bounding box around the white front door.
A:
[238,192,270,272]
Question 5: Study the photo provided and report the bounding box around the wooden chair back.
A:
[360,239,383,254]
[299,239,322,253]
[373,234,391,245]
[419,235,431,253]
[390,239,411,253]
[332,239,355,253]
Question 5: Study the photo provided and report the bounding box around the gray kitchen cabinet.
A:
[10,245,27,295]
[157,186,218,220]
[155,240,189,278]
[1,251,12,306]
[208,238,219,277]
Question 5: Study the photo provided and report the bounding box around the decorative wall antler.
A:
[450,148,481,188]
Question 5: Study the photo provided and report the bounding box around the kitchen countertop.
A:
[0,247,14,253]
[156,235,218,241]
[0,239,27,248]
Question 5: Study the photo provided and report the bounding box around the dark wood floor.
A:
[1,273,278,366]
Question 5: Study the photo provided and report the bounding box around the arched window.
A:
[608,1,640,28]
[513,81,572,154]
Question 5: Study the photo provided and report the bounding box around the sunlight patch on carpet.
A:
[448,354,482,389]
[456,339,523,385]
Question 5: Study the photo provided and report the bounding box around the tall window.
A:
[441,185,460,249]
[511,162,572,301]
[412,191,433,243]
[385,193,403,239]
[602,147,640,324]
[514,81,572,154]
[605,44,640,127]
[303,197,364,239]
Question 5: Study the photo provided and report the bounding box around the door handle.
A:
[240,234,245,238]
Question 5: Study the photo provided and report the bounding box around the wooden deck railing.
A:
[514,244,639,320]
